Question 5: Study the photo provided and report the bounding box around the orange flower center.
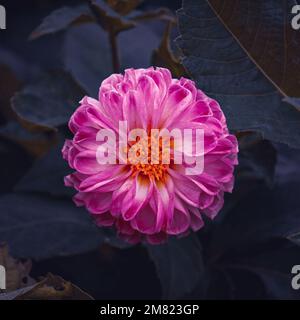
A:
[128,136,171,181]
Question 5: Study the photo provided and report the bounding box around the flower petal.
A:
[122,174,153,221]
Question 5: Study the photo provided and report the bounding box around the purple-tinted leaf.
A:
[177,0,300,148]
[11,71,85,131]
[29,5,94,40]
[146,234,206,299]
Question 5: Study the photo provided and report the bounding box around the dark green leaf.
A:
[177,0,300,148]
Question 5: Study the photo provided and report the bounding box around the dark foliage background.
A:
[0,0,300,300]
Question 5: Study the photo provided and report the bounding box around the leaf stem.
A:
[109,31,120,73]
[88,0,121,73]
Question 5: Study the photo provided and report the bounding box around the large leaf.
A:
[11,71,85,131]
[13,137,131,251]
[230,266,297,300]
[63,24,112,97]
[177,0,300,148]
[0,138,33,193]
[206,245,300,299]
[0,193,106,259]
[146,234,206,299]
[14,140,74,198]
[208,180,300,265]
[0,63,21,122]
[275,143,300,185]
[237,136,277,187]
[283,97,300,111]
[0,121,56,156]
[196,140,300,299]
[64,23,160,96]
[205,0,300,98]
[275,145,300,247]
[201,155,300,299]
[29,5,94,40]
[152,21,187,78]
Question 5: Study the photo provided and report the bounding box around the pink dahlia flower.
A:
[62,67,238,244]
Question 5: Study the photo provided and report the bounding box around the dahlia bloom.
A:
[62,67,238,244]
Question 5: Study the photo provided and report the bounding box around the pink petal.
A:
[189,206,204,231]
[93,212,115,227]
[73,150,107,175]
[167,197,190,235]
[78,166,130,192]
[132,204,158,235]
[204,192,224,219]
[168,169,200,207]
[87,192,112,214]
[160,85,194,128]
[146,232,168,245]
[122,174,154,221]
[111,178,135,217]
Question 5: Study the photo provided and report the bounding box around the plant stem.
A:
[109,31,120,73]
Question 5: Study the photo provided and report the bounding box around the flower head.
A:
[62,67,238,244]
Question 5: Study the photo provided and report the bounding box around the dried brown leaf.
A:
[0,244,35,293]
[16,274,94,300]
[131,8,176,23]
[106,0,141,16]
[90,0,136,34]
